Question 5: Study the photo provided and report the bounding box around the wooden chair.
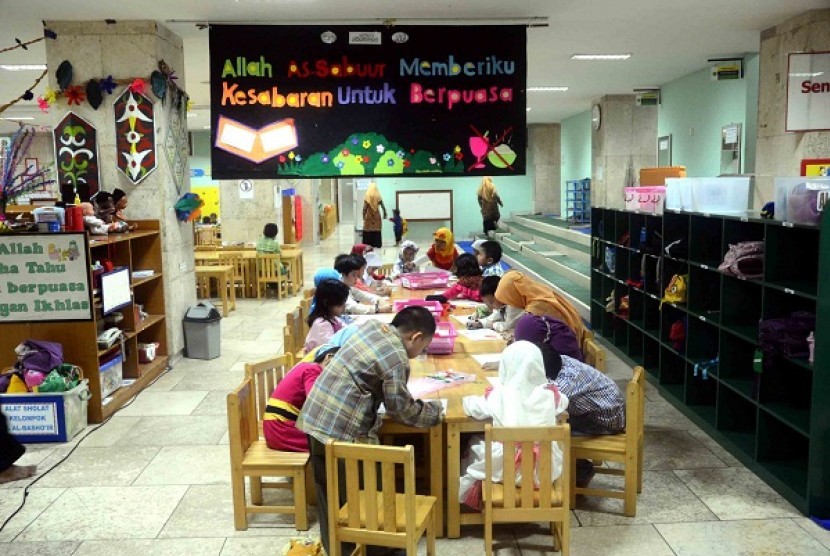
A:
[303,287,316,299]
[195,244,218,252]
[244,354,294,431]
[284,306,305,358]
[483,424,571,556]
[325,440,436,556]
[255,253,288,299]
[219,251,247,298]
[227,378,310,531]
[299,296,312,339]
[570,366,645,516]
[583,338,606,373]
[377,263,394,278]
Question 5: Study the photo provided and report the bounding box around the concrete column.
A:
[756,9,830,207]
[218,179,281,244]
[591,95,657,209]
[528,124,561,215]
[44,20,196,354]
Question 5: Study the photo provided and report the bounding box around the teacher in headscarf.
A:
[477,176,503,235]
[361,182,387,248]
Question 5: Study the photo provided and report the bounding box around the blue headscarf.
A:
[311,268,343,312]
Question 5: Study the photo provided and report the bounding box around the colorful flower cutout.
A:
[65,86,85,105]
[376,144,385,153]
[128,78,147,95]
[100,75,117,94]
[362,139,371,149]
[443,153,451,162]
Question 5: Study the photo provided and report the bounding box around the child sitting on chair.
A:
[426,227,458,271]
[334,254,392,315]
[473,239,505,277]
[467,276,524,332]
[442,253,483,301]
[391,240,419,279]
[458,341,569,510]
[304,279,350,354]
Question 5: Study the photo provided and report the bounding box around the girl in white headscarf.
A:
[458,341,569,509]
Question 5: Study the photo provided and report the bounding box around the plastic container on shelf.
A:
[689,176,751,215]
[427,322,458,354]
[399,271,451,290]
[392,299,443,321]
[637,186,666,214]
[665,178,693,211]
[773,177,830,225]
[99,354,123,398]
[624,188,639,211]
[0,379,90,443]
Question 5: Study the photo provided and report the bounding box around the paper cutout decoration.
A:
[163,94,189,194]
[214,115,298,164]
[113,88,156,184]
[52,111,100,204]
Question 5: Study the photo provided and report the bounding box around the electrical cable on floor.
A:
[0,365,174,533]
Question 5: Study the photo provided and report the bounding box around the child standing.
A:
[442,253,483,301]
[474,240,505,277]
[304,279,350,354]
[389,208,405,246]
[392,240,419,278]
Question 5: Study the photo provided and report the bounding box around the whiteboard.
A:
[396,190,453,221]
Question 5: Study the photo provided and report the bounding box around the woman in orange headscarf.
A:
[426,227,458,271]
[477,176,503,234]
[361,183,386,248]
[495,270,585,340]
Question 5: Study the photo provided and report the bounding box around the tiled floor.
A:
[2,226,829,555]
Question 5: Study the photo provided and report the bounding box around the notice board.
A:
[0,233,92,322]
[209,25,527,180]
[396,190,453,222]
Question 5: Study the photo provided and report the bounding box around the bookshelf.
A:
[566,179,591,223]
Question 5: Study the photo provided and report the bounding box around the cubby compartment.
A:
[590,268,604,303]
[663,211,689,260]
[613,211,630,247]
[763,287,817,321]
[757,413,809,497]
[628,327,645,366]
[643,336,660,378]
[660,304,687,354]
[759,359,812,436]
[723,218,764,248]
[615,247,632,283]
[643,295,661,340]
[721,276,762,342]
[629,213,646,250]
[687,265,720,322]
[659,347,686,401]
[718,333,759,401]
[716,387,757,460]
[686,362,717,426]
[689,215,723,267]
[765,224,819,297]
[661,257,689,295]
[612,311,629,349]
[687,318,719,363]
[628,289,644,330]
[600,210,616,243]
[591,208,604,239]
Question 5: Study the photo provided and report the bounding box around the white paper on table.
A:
[457,328,502,341]
[378,398,446,415]
[486,376,502,388]
[348,313,395,325]
[472,353,502,368]
[450,299,481,308]
[451,314,471,327]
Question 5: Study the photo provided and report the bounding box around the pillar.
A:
[591,95,657,209]
[528,124,561,215]
[44,20,196,355]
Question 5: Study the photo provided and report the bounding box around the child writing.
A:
[304,279,350,354]
[263,346,339,452]
[442,253,483,301]
[473,239,505,277]
[468,275,524,332]
[389,208,405,246]
[426,227,458,271]
[334,254,392,314]
[363,252,392,295]
[458,341,569,509]
[392,240,419,278]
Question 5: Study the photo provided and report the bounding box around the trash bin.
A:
[183,301,222,360]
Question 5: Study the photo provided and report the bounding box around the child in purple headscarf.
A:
[513,314,584,362]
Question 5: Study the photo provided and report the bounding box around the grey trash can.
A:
[183,301,222,360]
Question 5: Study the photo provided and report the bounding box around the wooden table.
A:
[195,265,236,316]
[194,248,304,297]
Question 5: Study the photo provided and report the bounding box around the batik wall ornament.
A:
[52,112,100,204]
[113,88,156,184]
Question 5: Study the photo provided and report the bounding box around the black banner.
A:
[209,25,526,179]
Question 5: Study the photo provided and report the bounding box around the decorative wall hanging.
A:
[52,112,101,204]
[0,126,56,219]
[113,88,157,185]
[163,92,189,194]
[209,25,527,179]
[0,25,57,116]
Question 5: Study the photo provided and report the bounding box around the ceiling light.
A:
[2,117,34,121]
[526,107,532,112]
[0,64,47,71]
[571,54,631,61]
[528,86,569,92]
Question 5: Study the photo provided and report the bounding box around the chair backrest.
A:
[377,263,394,278]
[219,252,245,280]
[196,227,218,246]
[244,354,294,425]
[285,307,304,355]
[626,367,645,453]
[195,244,217,251]
[299,297,312,338]
[326,440,417,539]
[583,338,606,373]
[484,424,570,511]
[227,378,257,461]
[303,288,316,299]
[256,253,281,282]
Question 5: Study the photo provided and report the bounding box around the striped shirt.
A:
[297,320,442,444]
[482,263,504,277]
[554,355,626,434]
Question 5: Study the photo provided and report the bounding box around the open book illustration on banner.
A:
[215,115,298,164]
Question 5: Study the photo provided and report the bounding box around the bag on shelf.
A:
[718,241,764,280]
[662,274,689,305]
[759,312,816,373]
[693,356,718,380]
[14,340,63,374]
[605,246,616,274]
[664,238,688,260]
[669,319,686,352]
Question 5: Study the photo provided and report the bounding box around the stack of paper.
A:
[457,328,502,341]
[472,353,501,369]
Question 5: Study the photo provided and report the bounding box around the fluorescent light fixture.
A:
[571,54,631,61]
[527,86,569,92]
[526,107,532,112]
[789,72,824,77]
[187,112,198,118]
[0,64,47,71]
[2,116,34,121]
[202,125,211,129]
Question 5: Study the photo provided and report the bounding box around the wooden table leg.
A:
[430,423,444,538]
[218,274,229,317]
[228,268,236,312]
[447,422,461,538]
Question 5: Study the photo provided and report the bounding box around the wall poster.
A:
[53,112,101,204]
[786,51,830,132]
[0,232,92,322]
[209,25,527,179]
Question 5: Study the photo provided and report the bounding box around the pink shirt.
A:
[304,317,344,354]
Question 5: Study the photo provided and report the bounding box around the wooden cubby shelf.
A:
[0,220,169,423]
[591,207,830,519]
